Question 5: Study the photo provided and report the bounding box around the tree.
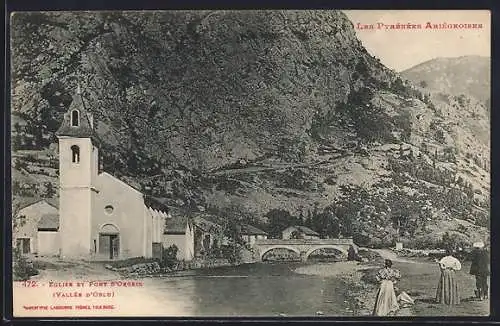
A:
[421,142,428,154]
[391,77,406,96]
[440,232,469,252]
[162,244,178,268]
[12,202,39,280]
[44,182,56,197]
[311,209,340,239]
[265,208,296,238]
[12,134,23,150]
[304,210,313,228]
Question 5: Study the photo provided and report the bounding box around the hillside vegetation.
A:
[11,11,490,249]
[401,56,490,105]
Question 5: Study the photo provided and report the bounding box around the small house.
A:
[162,212,224,260]
[13,198,59,255]
[282,226,320,240]
[240,224,268,246]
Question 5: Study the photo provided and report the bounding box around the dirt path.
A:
[209,156,346,176]
[31,258,121,280]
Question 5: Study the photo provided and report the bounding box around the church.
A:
[52,90,168,260]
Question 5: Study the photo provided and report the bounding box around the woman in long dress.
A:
[435,250,462,305]
[373,259,401,316]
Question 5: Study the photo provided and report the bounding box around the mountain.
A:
[10,11,490,248]
[401,56,490,105]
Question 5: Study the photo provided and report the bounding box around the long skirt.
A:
[436,269,460,305]
[373,280,399,316]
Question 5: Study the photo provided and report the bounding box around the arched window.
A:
[71,145,80,163]
[71,110,80,127]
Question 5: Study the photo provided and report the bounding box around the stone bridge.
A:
[253,238,358,262]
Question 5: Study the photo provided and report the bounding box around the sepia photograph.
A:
[9,9,490,317]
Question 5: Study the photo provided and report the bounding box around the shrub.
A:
[13,248,38,281]
[405,235,441,250]
[357,248,384,264]
[220,243,244,264]
[440,232,470,252]
[360,267,380,285]
[162,244,178,268]
[474,212,489,228]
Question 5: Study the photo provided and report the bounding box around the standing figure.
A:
[470,242,490,300]
[373,259,401,316]
[436,250,462,305]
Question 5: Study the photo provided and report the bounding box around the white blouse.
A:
[439,255,462,271]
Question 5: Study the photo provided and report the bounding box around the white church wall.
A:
[38,231,60,256]
[59,188,92,258]
[144,206,153,258]
[92,172,147,259]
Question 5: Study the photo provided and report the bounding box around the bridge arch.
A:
[304,245,348,261]
[260,246,301,261]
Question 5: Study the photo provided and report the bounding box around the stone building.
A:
[282,226,320,240]
[240,224,268,246]
[13,198,58,255]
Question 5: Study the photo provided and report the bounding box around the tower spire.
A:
[76,80,82,95]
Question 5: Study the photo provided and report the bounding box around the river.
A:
[140,262,353,317]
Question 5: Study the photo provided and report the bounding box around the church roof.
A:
[37,213,59,231]
[55,93,99,142]
[144,196,172,213]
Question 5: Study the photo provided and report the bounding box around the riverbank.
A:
[296,249,489,316]
[294,260,379,315]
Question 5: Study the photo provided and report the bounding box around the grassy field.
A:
[394,259,489,316]
[354,250,490,316]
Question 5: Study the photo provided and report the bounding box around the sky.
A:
[342,10,491,72]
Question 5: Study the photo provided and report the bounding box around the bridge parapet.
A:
[254,238,354,246]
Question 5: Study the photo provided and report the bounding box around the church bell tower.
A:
[55,86,100,258]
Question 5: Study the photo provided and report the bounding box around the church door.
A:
[99,234,120,259]
[111,235,119,259]
[98,224,120,260]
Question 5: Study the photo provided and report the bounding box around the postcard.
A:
[10,9,490,317]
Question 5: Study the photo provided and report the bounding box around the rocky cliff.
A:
[11,11,490,248]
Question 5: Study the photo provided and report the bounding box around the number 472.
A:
[23,280,37,287]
